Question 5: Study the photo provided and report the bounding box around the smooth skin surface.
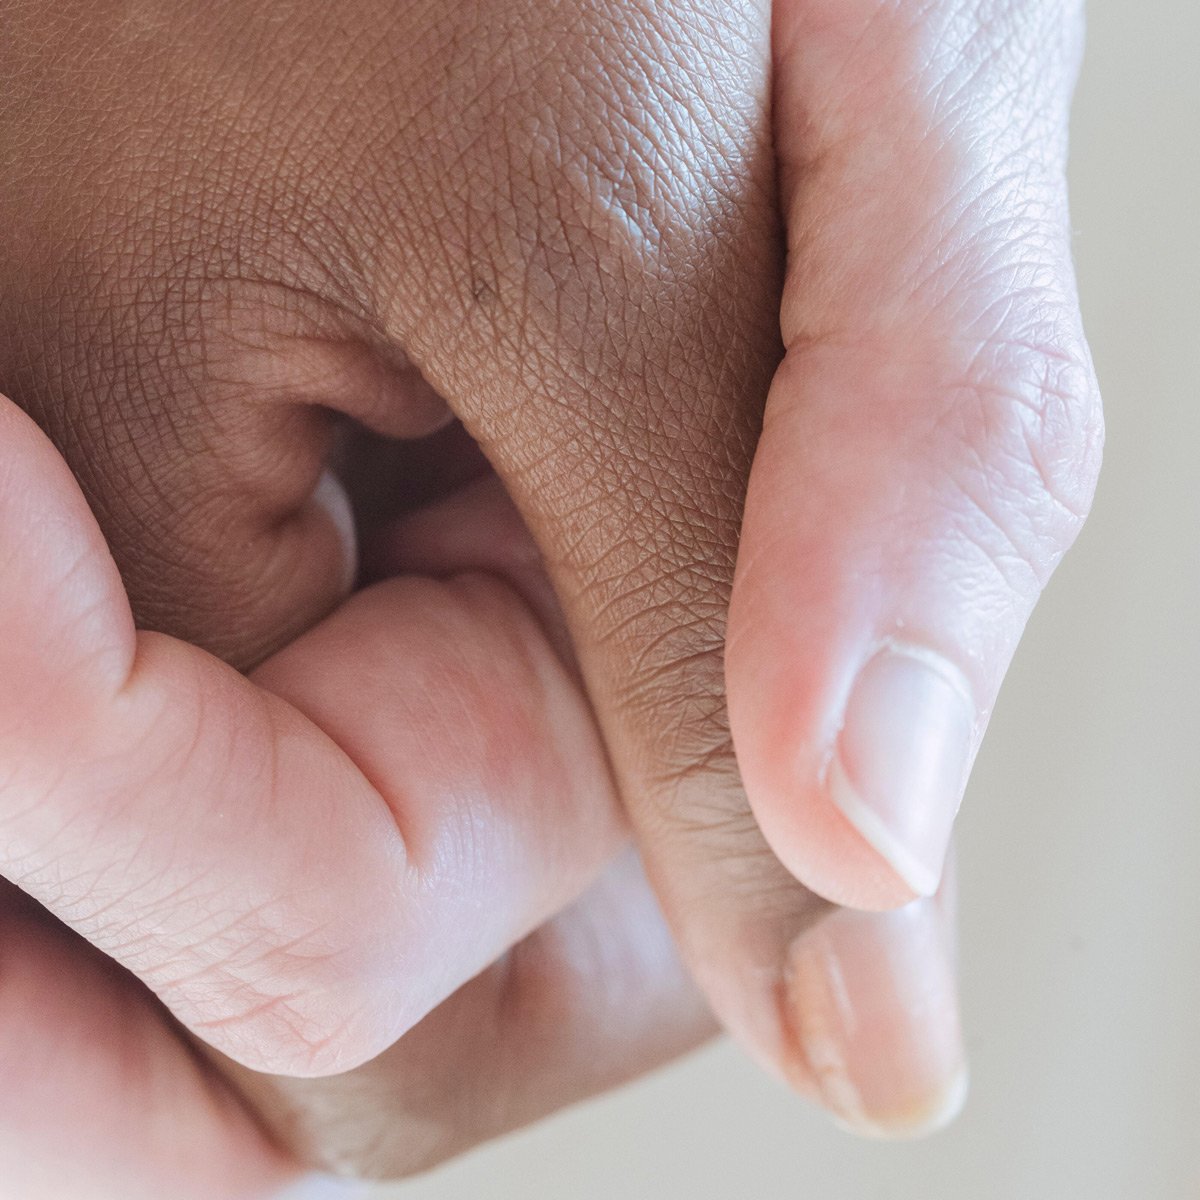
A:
[0,0,1099,1193]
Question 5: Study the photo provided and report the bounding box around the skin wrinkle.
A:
[0,0,797,1181]
[0,0,1104,1123]
[774,4,1098,636]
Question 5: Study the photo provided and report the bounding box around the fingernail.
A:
[827,644,975,897]
[311,469,358,594]
[785,895,967,1138]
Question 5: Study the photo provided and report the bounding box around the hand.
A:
[1,2,784,1192]
[0,0,1101,1192]
[728,0,1103,911]
[0,390,720,1197]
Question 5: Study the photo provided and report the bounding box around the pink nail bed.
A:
[827,643,975,896]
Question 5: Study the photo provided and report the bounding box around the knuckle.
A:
[946,329,1103,592]
[181,975,361,1078]
[151,918,382,1076]
[1019,343,1104,523]
[370,0,779,423]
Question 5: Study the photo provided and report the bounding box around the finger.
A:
[0,397,622,1077]
[221,850,715,1181]
[727,0,1104,909]
[241,854,964,1178]
[784,856,965,1137]
[0,852,712,1195]
[376,0,838,1097]
[362,471,570,663]
[0,882,294,1200]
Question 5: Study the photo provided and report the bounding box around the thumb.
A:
[727,0,1104,909]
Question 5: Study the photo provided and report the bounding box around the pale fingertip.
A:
[831,1064,969,1141]
[784,892,966,1139]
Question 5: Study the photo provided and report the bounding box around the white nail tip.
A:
[826,751,942,897]
[833,1064,970,1141]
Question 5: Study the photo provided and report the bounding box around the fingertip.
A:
[818,641,972,903]
[831,1064,968,1141]
[726,591,926,911]
[782,884,966,1138]
[764,791,923,913]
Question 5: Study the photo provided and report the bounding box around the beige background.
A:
[382,2,1200,1196]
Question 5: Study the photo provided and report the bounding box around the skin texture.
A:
[728,0,1103,910]
[0,2,798,1190]
[0,0,1100,1192]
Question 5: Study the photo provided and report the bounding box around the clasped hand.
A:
[0,0,1100,1194]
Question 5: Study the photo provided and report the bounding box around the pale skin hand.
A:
[0,0,1100,1193]
[730,0,1103,909]
[0,405,716,1198]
